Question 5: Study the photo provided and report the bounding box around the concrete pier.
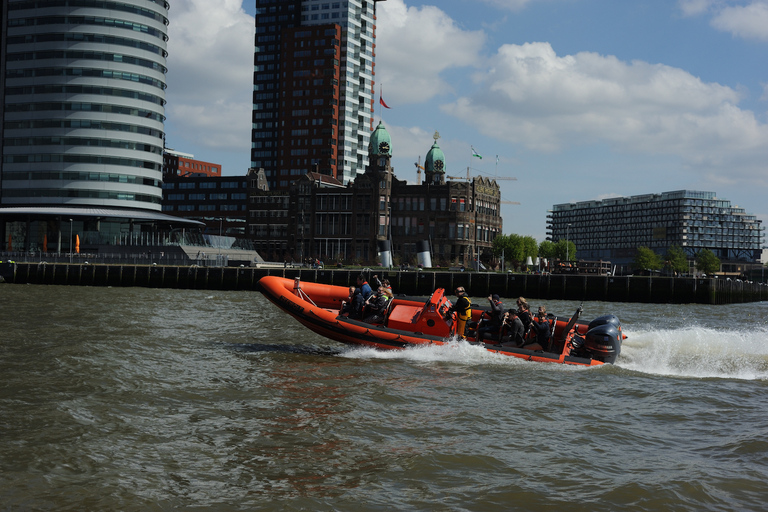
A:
[0,262,765,304]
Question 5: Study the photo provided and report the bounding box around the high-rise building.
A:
[1,0,202,254]
[2,0,168,211]
[252,0,379,190]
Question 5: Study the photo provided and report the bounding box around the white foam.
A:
[338,326,768,380]
[339,337,575,370]
[618,326,768,380]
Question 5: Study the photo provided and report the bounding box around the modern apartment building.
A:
[1,0,200,253]
[547,190,764,268]
[251,0,379,190]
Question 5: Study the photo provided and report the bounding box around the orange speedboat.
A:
[258,276,623,366]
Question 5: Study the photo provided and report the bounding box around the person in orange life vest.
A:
[445,287,472,339]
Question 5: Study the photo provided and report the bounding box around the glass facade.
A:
[252,0,376,189]
[2,0,169,211]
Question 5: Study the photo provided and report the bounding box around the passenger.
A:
[357,274,373,299]
[363,286,390,324]
[476,294,504,342]
[340,286,356,317]
[500,309,525,346]
[528,306,552,351]
[444,287,472,340]
[352,274,373,318]
[371,274,392,296]
[516,297,532,336]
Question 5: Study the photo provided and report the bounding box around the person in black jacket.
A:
[527,306,552,351]
[363,286,390,324]
[500,310,525,346]
[477,294,504,342]
[516,297,533,337]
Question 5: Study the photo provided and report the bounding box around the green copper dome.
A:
[425,140,445,174]
[369,121,392,156]
[368,121,392,156]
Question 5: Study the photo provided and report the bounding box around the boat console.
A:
[387,288,453,337]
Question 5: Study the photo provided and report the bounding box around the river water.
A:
[1,285,767,511]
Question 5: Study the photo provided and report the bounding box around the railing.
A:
[0,251,232,267]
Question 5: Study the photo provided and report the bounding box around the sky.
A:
[163,0,768,243]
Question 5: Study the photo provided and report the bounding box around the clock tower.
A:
[424,131,446,185]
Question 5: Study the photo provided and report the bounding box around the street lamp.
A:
[218,217,223,266]
[566,223,572,262]
[387,205,392,270]
[69,218,73,264]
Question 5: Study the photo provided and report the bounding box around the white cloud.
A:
[678,0,720,16]
[165,0,254,152]
[477,0,534,10]
[442,42,768,183]
[679,1,768,41]
[375,0,486,104]
[711,2,768,41]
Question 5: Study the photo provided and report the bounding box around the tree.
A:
[553,239,576,261]
[696,248,721,276]
[664,244,689,275]
[538,240,556,259]
[493,234,539,270]
[634,246,662,271]
[521,236,538,263]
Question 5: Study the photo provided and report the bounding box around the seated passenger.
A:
[516,297,532,336]
[500,309,524,346]
[363,286,390,324]
[477,294,504,342]
[352,274,373,318]
[340,286,356,317]
[372,274,393,297]
[527,306,552,351]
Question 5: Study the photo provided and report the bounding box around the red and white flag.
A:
[379,95,391,109]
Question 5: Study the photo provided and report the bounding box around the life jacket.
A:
[457,296,472,321]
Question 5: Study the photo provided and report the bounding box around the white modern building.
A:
[1,0,201,253]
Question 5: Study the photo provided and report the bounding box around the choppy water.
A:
[1,285,767,511]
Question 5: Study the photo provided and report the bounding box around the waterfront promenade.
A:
[1,262,765,304]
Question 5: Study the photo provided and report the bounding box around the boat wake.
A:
[338,327,768,380]
[339,337,575,369]
[618,326,768,380]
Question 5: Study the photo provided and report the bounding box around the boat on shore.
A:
[258,276,623,366]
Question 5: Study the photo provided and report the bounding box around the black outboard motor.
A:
[570,315,622,363]
[588,314,621,332]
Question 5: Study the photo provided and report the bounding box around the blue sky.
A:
[164,0,768,244]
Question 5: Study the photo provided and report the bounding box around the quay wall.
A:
[1,262,765,304]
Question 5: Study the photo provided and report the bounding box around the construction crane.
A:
[414,157,424,183]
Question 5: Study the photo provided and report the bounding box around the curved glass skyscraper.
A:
[2,0,169,211]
